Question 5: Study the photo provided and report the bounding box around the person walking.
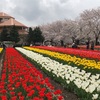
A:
[72,42,77,48]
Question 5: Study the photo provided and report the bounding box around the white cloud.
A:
[0,0,100,27]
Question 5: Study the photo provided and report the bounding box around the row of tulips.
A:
[78,45,100,50]
[0,48,3,53]
[31,46,100,60]
[23,47,100,73]
[16,47,100,100]
[0,48,63,100]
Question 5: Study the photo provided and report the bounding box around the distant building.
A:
[0,12,28,44]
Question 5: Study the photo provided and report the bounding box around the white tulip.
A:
[87,84,96,93]
[97,85,100,92]
[92,94,98,100]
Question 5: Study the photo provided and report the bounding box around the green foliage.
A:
[0,26,9,41]
[9,25,20,43]
[27,27,45,45]
[33,27,45,44]
[0,26,20,43]
[27,27,33,44]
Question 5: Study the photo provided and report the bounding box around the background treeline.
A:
[39,7,100,45]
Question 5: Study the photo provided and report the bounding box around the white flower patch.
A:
[92,94,99,100]
[16,47,100,98]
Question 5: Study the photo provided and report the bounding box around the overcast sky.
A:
[0,0,100,27]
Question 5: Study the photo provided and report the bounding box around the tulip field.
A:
[0,46,100,100]
[0,48,63,100]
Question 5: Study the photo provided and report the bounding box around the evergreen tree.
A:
[33,27,45,44]
[9,25,20,43]
[27,27,34,45]
[0,26,9,41]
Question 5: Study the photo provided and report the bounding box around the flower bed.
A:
[16,47,100,100]
[0,48,3,59]
[79,45,100,50]
[0,48,63,100]
[0,48,3,53]
[30,46,100,60]
[23,47,100,73]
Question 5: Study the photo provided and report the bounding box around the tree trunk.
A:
[95,37,99,45]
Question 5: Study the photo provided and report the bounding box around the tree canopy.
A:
[9,25,20,43]
[0,26,9,41]
[27,27,45,45]
[0,25,20,43]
